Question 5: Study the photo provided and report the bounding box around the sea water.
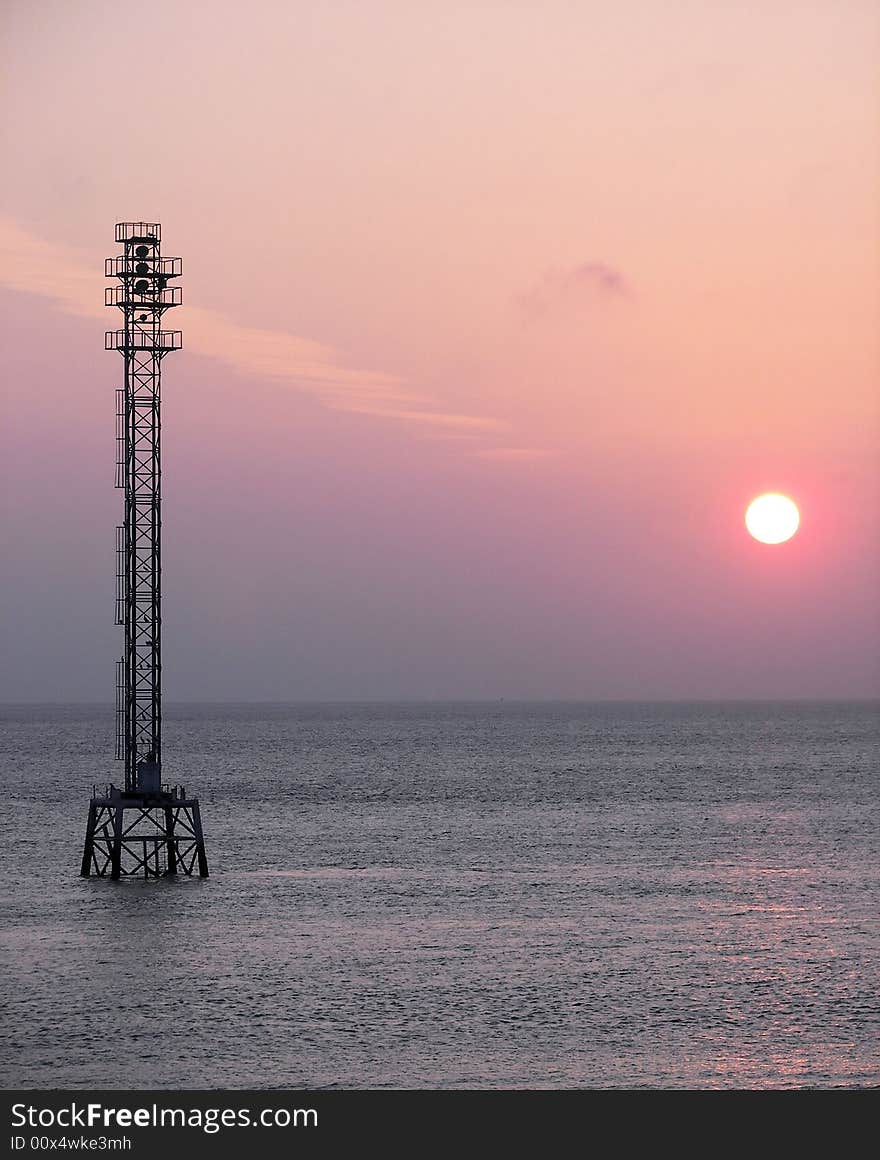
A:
[1,701,877,1088]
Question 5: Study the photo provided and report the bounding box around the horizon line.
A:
[2,697,877,707]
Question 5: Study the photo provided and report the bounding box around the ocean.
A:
[1,701,877,1089]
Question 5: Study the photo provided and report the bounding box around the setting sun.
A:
[745,493,800,544]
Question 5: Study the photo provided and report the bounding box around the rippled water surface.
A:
[1,701,877,1088]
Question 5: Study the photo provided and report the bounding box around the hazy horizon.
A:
[3,696,878,708]
[2,0,878,702]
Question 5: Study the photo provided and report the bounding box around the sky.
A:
[1,0,878,700]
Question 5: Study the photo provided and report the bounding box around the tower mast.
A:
[110,222,179,791]
[80,222,208,879]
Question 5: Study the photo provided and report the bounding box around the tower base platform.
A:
[80,784,209,879]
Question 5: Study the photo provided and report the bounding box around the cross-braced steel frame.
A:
[80,222,207,879]
[105,222,182,788]
[81,786,208,879]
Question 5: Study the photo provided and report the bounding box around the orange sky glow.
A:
[1,0,878,699]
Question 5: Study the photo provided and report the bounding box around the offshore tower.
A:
[80,222,208,879]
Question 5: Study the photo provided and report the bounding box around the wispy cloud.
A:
[517,260,631,317]
[473,447,558,462]
[0,217,506,439]
[349,408,504,431]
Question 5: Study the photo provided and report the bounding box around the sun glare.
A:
[745,493,800,544]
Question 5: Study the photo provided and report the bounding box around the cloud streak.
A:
[0,217,508,438]
[518,260,631,317]
[473,447,558,461]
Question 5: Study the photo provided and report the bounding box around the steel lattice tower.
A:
[80,222,208,879]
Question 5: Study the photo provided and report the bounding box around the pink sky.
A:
[1,0,878,699]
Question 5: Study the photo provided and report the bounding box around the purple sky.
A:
[1,0,878,700]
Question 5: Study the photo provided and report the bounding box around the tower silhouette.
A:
[81,222,208,879]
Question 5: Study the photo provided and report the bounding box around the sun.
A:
[745,493,800,544]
